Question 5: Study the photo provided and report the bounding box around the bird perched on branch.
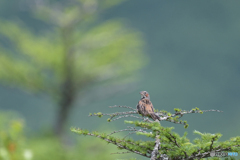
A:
[137,91,160,121]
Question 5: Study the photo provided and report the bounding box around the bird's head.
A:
[140,91,150,99]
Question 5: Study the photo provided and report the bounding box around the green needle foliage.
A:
[71,106,240,160]
[0,0,147,136]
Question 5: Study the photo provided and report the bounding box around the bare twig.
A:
[109,105,137,111]
[165,118,185,125]
[107,128,138,136]
[122,126,148,139]
[156,109,223,120]
[123,132,136,139]
[168,109,222,118]
[107,126,150,139]
[143,117,153,122]
[89,111,138,117]
[111,115,144,122]
[123,128,150,139]
[110,151,132,155]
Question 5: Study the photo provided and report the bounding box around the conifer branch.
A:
[151,135,160,160]
[167,132,180,148]
[212,144,240,153]
[71,127,151,158]
[187,144,240,160]
[167,132,188,158]
[89,106,222,128]
[72,106,239,160]
[119,139,152,154]
[209,135,217,151]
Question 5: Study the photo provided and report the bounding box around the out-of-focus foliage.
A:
[0,0,146,96]
[29,135,128,160]
[0,112,32,160]
[0,0,147,135]
[0,111,130,160]
[0,19,144,92]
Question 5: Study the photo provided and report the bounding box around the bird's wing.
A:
[145,102,154,113]
[150,103,155,112]
[145,101,160,120]
[137,100,145,115]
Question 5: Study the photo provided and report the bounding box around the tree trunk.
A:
[54,57,75,136]
[54,25,75,137]
[54,82,74,136]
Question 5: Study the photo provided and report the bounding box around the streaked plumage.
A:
[137,91,160,121]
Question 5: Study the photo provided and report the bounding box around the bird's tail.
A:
[149,112,160,121]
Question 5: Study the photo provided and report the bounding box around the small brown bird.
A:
[137,91,160,121]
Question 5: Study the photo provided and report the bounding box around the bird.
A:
[136,91,160,121]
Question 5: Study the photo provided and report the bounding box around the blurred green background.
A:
[0,0,239,160]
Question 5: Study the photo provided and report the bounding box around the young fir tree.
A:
[71,106,240,160]
[0,0,146,137]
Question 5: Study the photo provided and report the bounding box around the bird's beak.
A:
[139,91,144,95]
